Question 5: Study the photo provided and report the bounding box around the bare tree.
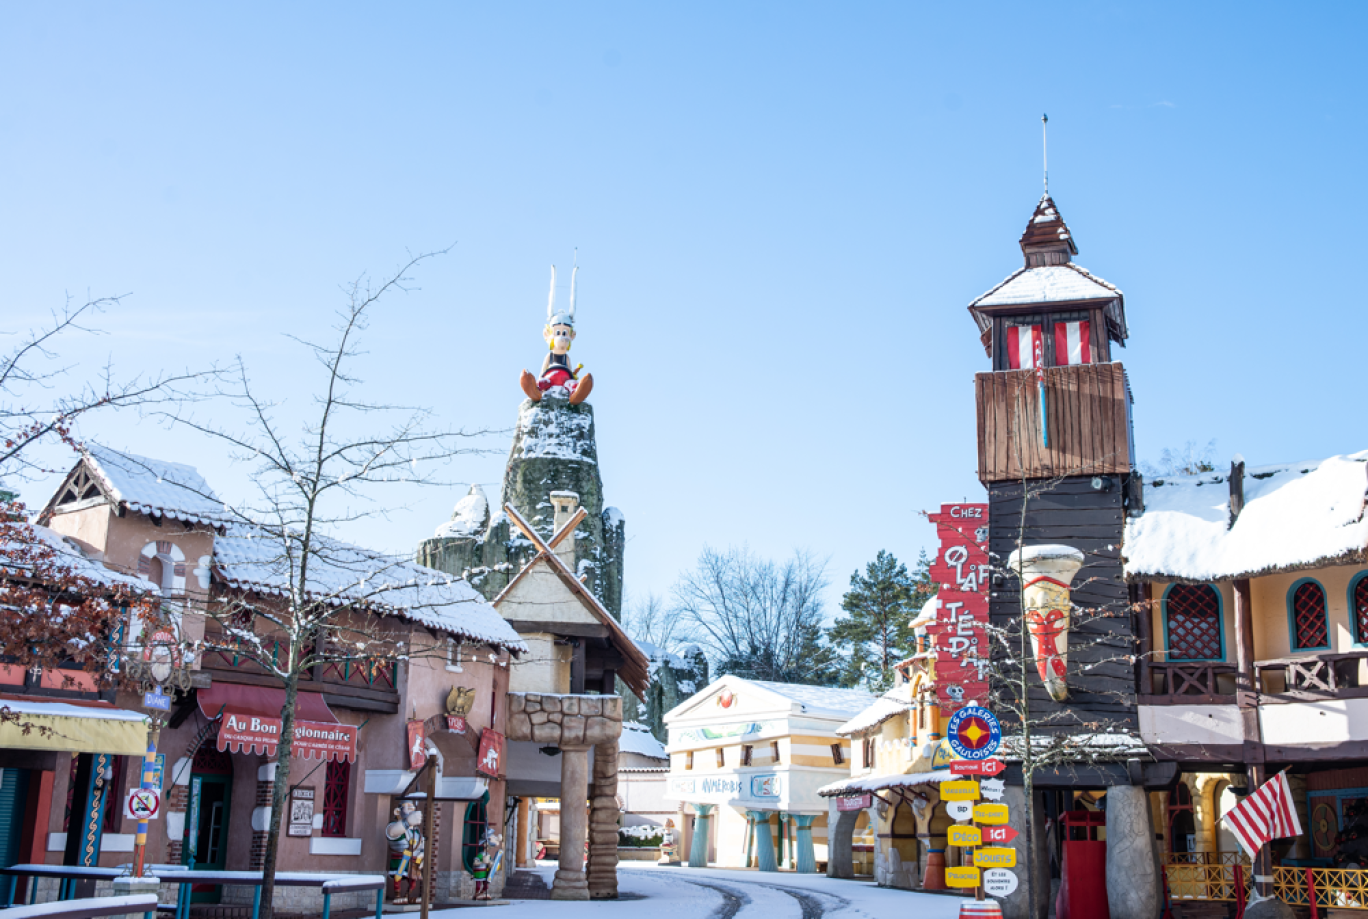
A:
[671,546,838,685]
[163,249,509,919]
[623,591,679,650]
[1143,439,1217,478]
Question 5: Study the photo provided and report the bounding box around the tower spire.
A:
[1042,113,1049,195]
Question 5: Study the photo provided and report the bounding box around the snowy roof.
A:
[434,485,490,539]
[73,444,229,525]
[819,769,955,797]
[971,263,1120,309]
[213,526,528,652]
[620,721,667,760]
[1124,451,1368,583]
[836,684,914,738]
[740,680,876,717]
[1,522,148,591]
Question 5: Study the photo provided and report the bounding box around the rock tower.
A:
[418,393,625,620]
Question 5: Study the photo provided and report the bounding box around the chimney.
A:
[1229,456,1246,528]
[549,491,579,567]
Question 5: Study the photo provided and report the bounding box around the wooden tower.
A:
[968,193,1142,744]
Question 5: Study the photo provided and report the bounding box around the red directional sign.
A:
[983,825,1020,845]
[950,758,1007,777]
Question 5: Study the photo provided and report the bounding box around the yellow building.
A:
[662,676,873,872]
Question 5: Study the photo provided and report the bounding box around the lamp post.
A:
[122,626,196,878]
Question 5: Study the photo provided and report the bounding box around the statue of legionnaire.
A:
[471,830,503,901]
[520,264,593,406]
[384,802,425,904]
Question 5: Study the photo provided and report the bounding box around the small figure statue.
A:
[471,830,504,900]
[520,265,593,406]
[384,802,426,904]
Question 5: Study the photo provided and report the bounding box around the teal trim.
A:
[1161,583,1226,661]
[1288,577,1331,651]
[1349,571,1368,647]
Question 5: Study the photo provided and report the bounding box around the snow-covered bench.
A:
[1,893,158,919]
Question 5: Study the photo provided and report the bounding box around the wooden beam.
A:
[548,507,588,550]
[504,619,610,639]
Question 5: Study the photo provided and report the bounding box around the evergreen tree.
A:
[829,549,934,691]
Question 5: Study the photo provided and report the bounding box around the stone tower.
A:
[418,393,626,620]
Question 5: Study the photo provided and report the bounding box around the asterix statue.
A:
[384,802,425,904]
[519,265,593,405]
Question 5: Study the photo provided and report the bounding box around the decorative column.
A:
[516,797,531,867]
[1105,785,1160,919]
[745,811,778,871]
[688,804,714,868]
[553,747,590,900]
[777,812,787,867]
[587,738,621,899]
[792,815,817,873]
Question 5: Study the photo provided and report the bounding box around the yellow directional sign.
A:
[974,846,1017,868]
[974,803,1010,825]
[945,867,982,889]
[947,825,982,848]
[940,780,981,801]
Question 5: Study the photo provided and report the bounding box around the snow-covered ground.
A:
[430,864,964,919]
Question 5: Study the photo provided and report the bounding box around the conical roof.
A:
[1019,194,1078,258]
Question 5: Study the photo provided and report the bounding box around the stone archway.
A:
[828,806,862,879]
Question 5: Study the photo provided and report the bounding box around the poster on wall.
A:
[927,503,990,714]
[288,787,315,837]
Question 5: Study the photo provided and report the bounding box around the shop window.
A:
[1290,579,1330,650]
[770,741,781,764]
[1164,584,1224,661]
[741,745,753,766]
[446,639,463,672]
[862,738,874,768]
[461,793,490,872]
[1351,573,1368,645]
[830,743,844,765]
[322,760,351,837]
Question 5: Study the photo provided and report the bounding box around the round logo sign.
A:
[947,705,1002,760]
[946,800,974,821]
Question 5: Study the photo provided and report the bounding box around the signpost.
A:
[948,825,982,847]
[974,847,1017,869]
[973,803,1010,825]
[983,825,1019,845]
[946,867,982,889]
[941,780,982,801]
[947,800,974,821]
[124,789,160,821]
[947,706,1002,761]
[950,758,1006,777]
[984,868,1020,897]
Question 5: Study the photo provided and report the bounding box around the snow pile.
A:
[1124,451,1368,582]
[909,593,938,632]
[971,263,1120,308]
[819,769,954,797]
[514,398,596,463]
[619,721,668,761]
[214,525,527,652]
[744,680,876,718]
[1,522,147,590]
[434,485,489,539]
[80,444,229,525]
[836,684,914,738]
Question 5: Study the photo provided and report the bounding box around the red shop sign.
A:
[218,712,357,762]
[837,794,872,812]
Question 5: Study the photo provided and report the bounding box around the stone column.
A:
[826,800,851,879]
[553,746,590,900]
[516,796,532,867]
[1106,785,1160,919]
[997,785,1049,919]
[587,739,620,899]
[792,815,817,873]
[688,804,714,868]
[746,811,778,871]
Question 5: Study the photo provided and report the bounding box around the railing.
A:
[1162,853,1251,903]
[1145,662,1237,702]
[1276,865,1368,914]
[201,630,398,695]
[1256,651,1368,698]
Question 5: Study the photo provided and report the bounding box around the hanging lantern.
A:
[1007,545,1085,702]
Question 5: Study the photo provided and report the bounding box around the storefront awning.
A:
[0,695,150,755]
[198,683,357,762]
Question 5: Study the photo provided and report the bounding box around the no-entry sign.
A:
[125,788,161,821]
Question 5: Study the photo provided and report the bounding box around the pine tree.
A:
[829,549,932,691]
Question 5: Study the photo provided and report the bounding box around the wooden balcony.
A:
[1141,662,1237,704]
[1255,651,1368,702]
[975,363,1131,483]
[199,634,399,713]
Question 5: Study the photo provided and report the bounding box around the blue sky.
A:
[4,2,1365,621]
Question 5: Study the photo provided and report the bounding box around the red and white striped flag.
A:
[1221,771,1303,857]
[1006,325,1043,370]
[1053,319,1091,365]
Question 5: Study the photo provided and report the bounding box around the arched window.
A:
[1290,579,1330,651]
[1164,584,1224,661]
[1351,572,1368,646]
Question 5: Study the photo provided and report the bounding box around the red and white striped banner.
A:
[1053,319,1091,366]
[1006,325,1043,370]
[1222,771,1303,857]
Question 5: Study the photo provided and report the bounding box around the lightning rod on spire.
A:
[1042,113,1049,195]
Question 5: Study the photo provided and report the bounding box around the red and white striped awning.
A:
[198,684,357,762]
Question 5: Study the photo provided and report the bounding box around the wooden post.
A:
[421,762,436,919]
[1234,578,1272,898]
